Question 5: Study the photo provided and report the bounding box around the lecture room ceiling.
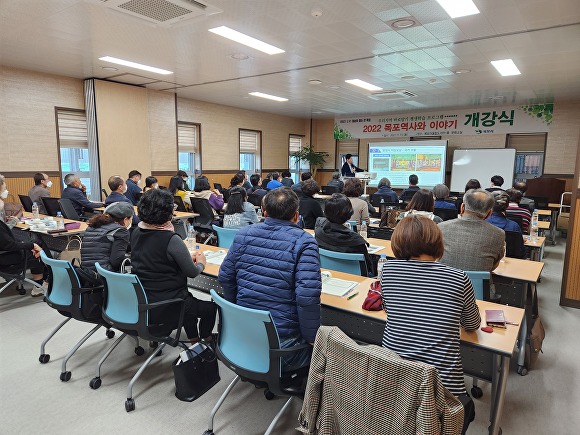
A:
[1,0,579,118]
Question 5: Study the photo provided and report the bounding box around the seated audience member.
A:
[315,193,373,276]
[341,153,363,177]
[343,177,369,226]
[225,174,244,201]
[261,173,272,190]
[299,180,324,230]
[266,172,283,190]
[292,172,312,197]
[168,175,187,204]
[465,179,481,191]
[486,175,505,193]
[326,172,344,192]
[81,202,132,276]
[505,188,532,233]
[433,184,456,209]
[125,170,142,205]
[218,188,321,370]
[61,173,104,215]
[380,215,479,434]
[222,186,259,229]
[397,189,442,223]
[374,177,397,203]
[28,172,52,214]
[399,174,420,202]
[1,174,46,296]
[105,176,139,225]
[512,181,535,211]
[487,191,525,255]
[132,189,216,344]
[187,176,224,216]
[281,170,294,187]
[176,170,191,191]
[247,174,268,198]
[236,170,252,191]
[143,176,158,193]
[438,189,504,272]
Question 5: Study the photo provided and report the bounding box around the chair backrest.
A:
[367,226,393,240]
[18,194,33,213]
[465,270,491,300]
[173,195,187,212]
[173,219,187,240]
[212,224,239,248]
[40,251,78,308]
[321,185,339,195]
[399,190,417,202]
[319,248,365,276]
[433,207,458,221]
[95,262,144,326]
[370,194,398,208]
[210,290,278,375]
[346,220,357,232]
[506,215,523,232]
[505,230,525,259]
[526,196,548,209]
[101,188,109,202]
[247,192,263,207]
[58,198,82,220]
[190,198,215,227]
[41,197,62,216]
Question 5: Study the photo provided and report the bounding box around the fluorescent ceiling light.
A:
[99,56,173,75]
[249,92,288,102]
[491,59,521,76]
[209,26,284,55]
[345,79,382,91]
[436,0,480,18]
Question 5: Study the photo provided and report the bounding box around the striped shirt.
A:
[506,203,532,233]
[381,260,481,396]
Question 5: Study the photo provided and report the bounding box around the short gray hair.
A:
[378,177,391,188]
[64,173,77,185]
[463,189,494,218]
[432,184,449,200]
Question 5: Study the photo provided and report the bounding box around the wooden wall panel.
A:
[94,80,151,191]
[2,176,62,199]
[563,196,580,303]
[148,90,177,172]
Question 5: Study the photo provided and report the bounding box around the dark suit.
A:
[105,191,139,225]
[62,186,103,215]
[341,161,363,177]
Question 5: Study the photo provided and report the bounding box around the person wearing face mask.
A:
[28,173,53,214]
[176,170,191,191]
[125,170,142,205]
[105,176,139,225]
[80,202,133,276]
[62,173,104,216]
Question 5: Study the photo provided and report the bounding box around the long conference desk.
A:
[188,242,525,435]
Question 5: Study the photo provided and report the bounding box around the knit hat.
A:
[104,201,134,219]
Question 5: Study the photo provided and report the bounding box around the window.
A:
[337,140,360,169]
[289,135,307,183]
[56,109,92,196]
[178,122,201,176]
[240,129,261,175]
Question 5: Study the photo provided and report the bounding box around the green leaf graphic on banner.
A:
[334,124,353,140]
[519,103,553,125]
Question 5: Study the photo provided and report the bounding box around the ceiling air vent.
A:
[369,89,417,101]
[91,0,222,26]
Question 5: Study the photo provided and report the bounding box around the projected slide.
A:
[368,141,447,188]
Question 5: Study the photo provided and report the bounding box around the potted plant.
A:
[290,145,329,178]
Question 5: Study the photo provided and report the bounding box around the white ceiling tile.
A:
[422,20,466,43]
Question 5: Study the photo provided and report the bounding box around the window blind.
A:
[338,140,359,155]
[178,123,198,152]
[289,135,302,153]
[57,110,88,147]
[240,130,259,152]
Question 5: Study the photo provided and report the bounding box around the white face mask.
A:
[153,183,159,189]
[137,179,141,185]
[46,180,53,188]
[0,190,8,199]
[125,219,132,229]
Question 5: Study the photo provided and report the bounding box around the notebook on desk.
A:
[203,250,227,265]
[321,271,358,297]
[367,245,383,254]
[485,309,507,328]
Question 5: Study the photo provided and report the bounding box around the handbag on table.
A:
[172,341,220,402]
[362,280,383,311]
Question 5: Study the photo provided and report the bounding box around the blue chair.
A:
[346,220,357,232]
[94,263,188,412]
[318,248,366,276]
[39,251,115,381]
[203,290,310,435]
[211,224,239,249]
[465,271,491,301]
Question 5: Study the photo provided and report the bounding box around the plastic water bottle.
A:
[359,221,367,239]
[187,224,197,249]
[56,212,65,230]
[377,254,387,279]
[32,202,39,219]
[531,209,538,242]
[256,208,263,220]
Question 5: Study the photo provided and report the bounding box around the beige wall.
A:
[148,90,177,172]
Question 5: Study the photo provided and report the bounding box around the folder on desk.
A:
[321,273,358,297]
[203,250,227,265]
[367,245,383,254]
[485,309,507,328]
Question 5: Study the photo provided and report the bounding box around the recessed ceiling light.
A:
[345,79,382,92]
[308,79,322,85]
[436,0,480,18]
[491,59,521,76]
[249,92,288,102]
[101,66,118,71]
[401,75,415,80]
[454,69,472,74]
[98,56,173,75]
[429,78,437,84]
[209,26,284,55]
[230,53,250,60]
[391,19,416,28]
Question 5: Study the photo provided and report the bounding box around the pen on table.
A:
[347,292,359,300]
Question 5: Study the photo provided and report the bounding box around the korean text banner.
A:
[334,104,553,139]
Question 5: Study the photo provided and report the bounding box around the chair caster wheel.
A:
[17,287,26,295]
[125,398,135,412]
[60,371,72,382]
[106,329,115,339]
[203,431,214,435]
[470,386,483,399]
[264,389,275,400]
[39,354,50,364]
[89,377,102,390]
[149,341,158,349]
[134,346,145,356]
[517,365,528,376]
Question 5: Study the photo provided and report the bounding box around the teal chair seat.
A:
[212,224,239,249]
[318,248,366,276]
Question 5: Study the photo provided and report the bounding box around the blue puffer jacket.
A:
[218,217,321,343]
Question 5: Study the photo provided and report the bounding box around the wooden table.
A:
[524,235,545,261]
[94,206,198,221]
[17,212,88,236]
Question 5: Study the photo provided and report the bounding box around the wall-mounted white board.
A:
[450,148,516,193]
